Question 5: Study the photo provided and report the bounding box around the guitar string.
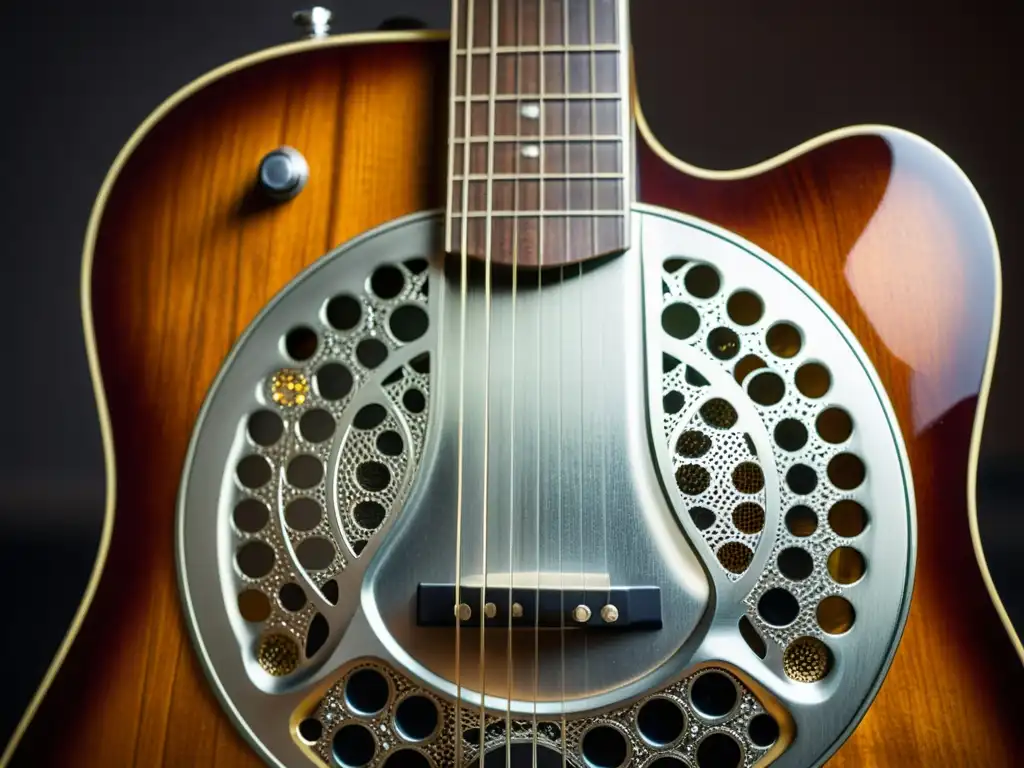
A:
[480,0,500,759]
[561,0,570,762]
[455,0,476,763]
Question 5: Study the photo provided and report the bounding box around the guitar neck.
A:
[445,0,633,267]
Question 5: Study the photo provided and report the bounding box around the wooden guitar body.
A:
[7,29,1022,768]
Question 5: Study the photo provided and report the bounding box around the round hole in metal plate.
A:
[237,589,271,622]
[785,464,818,495]
[370,264,405,299]
[828,452,866,490]
[696,732,742,768]
[332,723,376,768]
[690,671,737,718]
[765,321,802,358]
[637,697,686,748]
[748,370,785,406]
[279,582,307,612]
[699,398,737,430]
[299,409,335,443]
[403,388,426,413]
[663,390,685,415]
[727,290,763,326]
[733,353,767,384]
[316,362,353,401]
[284,326,318,362]
[286,454,323,489]
[684,263,721,298]
[748,713,780,748]
[377,430,404,456]
[389,304,429,343]
[676,464,711,496]
[795,362,831,398]
[785,505,817,536]
[757,587,800,627]
[471,743,564,768]
[356,338,389,369]
[731,502,764,534]
[247,410,284,446]
[689,507,715,531]
[353,403,387,430]
[774,418,808,452]
[356,461,392,492]
[236,455,272,489]
[345,668,390,716]
[394,695,439,741]
[829,499,868,537]
[581,724,628,768]
[676,430,712,458]
[233,498,269,533]
[236,540,275,579]
[731,461,764,494]
[707,326,740,360]
[662,302,700,340]
[354,500,386,530]
[297,717,323,744]
[817,595,856,634]
[827,546,865,585]
[777,547,814,581]
[816,406,853,443]
[326,294,362,331]
[285,498,322,531]
[296,537,335,571]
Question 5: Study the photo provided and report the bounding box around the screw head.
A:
[572,604,592,624]
[601,604,620,623]
[454,603,471,621]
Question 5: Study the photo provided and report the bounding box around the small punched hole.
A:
[796,362,831,398]
[637,697,686,748]
[684,264,721,298]
[690,671,737,718]
[662,303,700,340]
[296,537,335,570]
[766,322,802,358]
[356,339,389,369]
[326,294,362,331]
[748,714,780,748]
[345,668,390,716]
[827,547,865,585]
[690,507,715,530]
[663,391,685,414]
[332,723,376,767]
[279,583,307,612]
[236,455,272,489]
[817,407,853,443]
[354,500,386,530]
[727,290,763,326]
[286,455,323,489]
[236,541,275,579]
[316,362,353,400]
[786,505,818,536]
[707,327,740,360]
[786,464,818,495]
[285,498,322,531]
[774,418,808,452]
[778,547,814,581]
[758,587,800,627]
[828,453,866,490]
[285,326,318,362]
[748,371,785,406]
[299,409,335,443]
[233,499,269,533]
[298,717,323,744]
[829,500,868,537]
[395,695,440,741]
[237,589,271,622]
[580,725,628,768]
[357,461,392,492]
[370,265,405,299]
[248,410,284,446]
[403,388,426,413]
[354,403,387,429]
[818,595,856,634]
[389,305,429,343]
[377,430,404,456]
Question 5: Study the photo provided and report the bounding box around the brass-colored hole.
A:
[766,322,802,358]
[676,464,711,495]
[237,589,271,622]
[733,354,767,384]
[829,499,868,537]
[676,430,712,458]
[816,407,853,443]
[717,542,753,574]
[783,636,831,683]
[817,596,856,634]
[827,546,865,584]
[785,505,818,537]
[795,363,831,399]
[828,453,866,490]
[732,461,765,494]
[707,326,741,360]
[727,290,764,326]
[270,369,310,407]
[732,502,765,534]
[700,398,738,430]
[257,634,299,676]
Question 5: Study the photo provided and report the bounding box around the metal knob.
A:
[257,147,309,201]
[293,7,332,38]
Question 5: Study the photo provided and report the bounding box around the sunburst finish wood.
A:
[7,29,1021,768]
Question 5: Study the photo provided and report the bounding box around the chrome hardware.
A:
[601,604,620,623]
[256,146,308,201]
[292,6,332,39]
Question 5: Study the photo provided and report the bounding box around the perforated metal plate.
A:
[177,206,914,768]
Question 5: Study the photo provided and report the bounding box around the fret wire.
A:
[456,93,621,101]
[563,0,570,263]
[453,210,626,218]
[454,135,623,143]
[589,0,597,254]
[539,0,546,268]
[455,172,625,180]
[456,43,620,53]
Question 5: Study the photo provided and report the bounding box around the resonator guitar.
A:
[7,1,1023,766]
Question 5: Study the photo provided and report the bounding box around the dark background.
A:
[0,0,1020,757]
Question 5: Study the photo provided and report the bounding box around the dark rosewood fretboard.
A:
[446,0,632,267]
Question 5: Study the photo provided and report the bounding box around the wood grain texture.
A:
[12,33,1022,767]
[638,131,1024,765]
[13,41,446,768]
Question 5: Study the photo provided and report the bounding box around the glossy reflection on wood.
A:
[12,34,1022,768]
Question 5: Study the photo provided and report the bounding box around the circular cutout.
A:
[285,498,322,531]
[765,322,802,358]
[637,697,686,748]
[827,546,865,585]
[662,303,700,340]
[236,540,275,579]
[663,391,685,414]
[757,587,800,627]
[829,499,868,537]
[690,671,737,718]
[332,724,376,767]
[828,452,866,490]
[403,388,426,413]
[580,725,628,768]
[298,717,323,744]
[676,430,712,458]
[326,294,362,331]
[356,461,392,492]
[236,455,272,489]
[233,498,270,533]
[690,507,715,531]
[237,589,271,622]
[796,362,831,398]
[389,305,429,342]
[296,537,335,570]
[786,464,818,495]
[732,462,764,494]
[299,409,335,443]
[700,398,738,430]
[377,430,404,456]
[353,403,387,430]
[285,326,318,361]
[817,595,856,634]
[696,732,742,768]
[279,582,307,612]
[316,362,353,400]
[676,464,711,496]
[727,290,763,326]
[354,500,386,530]
[356,338,389,369]
[785,505,817,536]
[395,695,439,741]
[748,371,785,406]
[774,418,808,452]
[684,264,721,298]
[286,454,323,489]
[784,636,832,683]
[748,713,780,748]
[382,750,430,768]
[345,668,390,716]
[733,354,766,384]
[717,542,753,574]
[371,265,405,299]
[778,547,814,581]
[731,502,764,534]
[707,327,740,360]
[248,410,284,446]
[648,758,689,768]
[816,407,853,443]
[257,633,299,676]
